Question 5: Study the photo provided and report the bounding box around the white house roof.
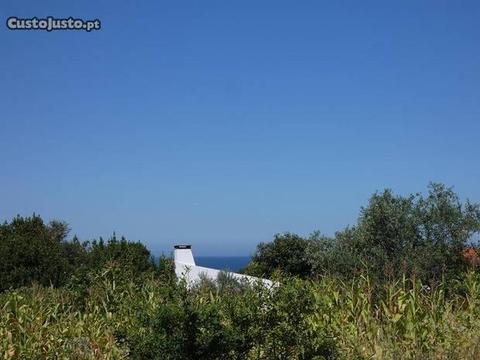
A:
[173,244,273,288]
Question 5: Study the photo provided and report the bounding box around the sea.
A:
[195,256,251,272]
[154,255,251,272]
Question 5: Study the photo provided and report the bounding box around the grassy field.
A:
[2,264,480,359]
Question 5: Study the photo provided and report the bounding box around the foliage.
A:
[84,234,155,274]
[3,264,480,359]
[0,215,70,291]
[245,183,480,284]
[2,183,480,358]
[0,215,155,292]
[334,183,480,283]
[242,233,312,278]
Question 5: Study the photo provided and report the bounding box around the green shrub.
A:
[0,215,70,291]
[245,183,480,284]
[3,263,480,359]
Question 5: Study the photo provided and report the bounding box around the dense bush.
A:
[0,215,70,291]
[244,183,480,284]
[3,263,480,359]
[83,234,155,274]
[124,275,336,360]
[242,233,312,278]
[333,183,480,283]
[2,183,480,358]
[0,215,155,292]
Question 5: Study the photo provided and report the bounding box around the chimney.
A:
[174,244,195,266]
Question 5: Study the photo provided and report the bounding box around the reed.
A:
[1,266,480,359]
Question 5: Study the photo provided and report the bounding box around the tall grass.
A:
[1,265,480,359]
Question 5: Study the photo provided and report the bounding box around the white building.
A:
[173,245,273,287]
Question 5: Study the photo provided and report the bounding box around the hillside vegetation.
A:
[1,183,480,359]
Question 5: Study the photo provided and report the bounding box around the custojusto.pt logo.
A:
[6,16,101,32]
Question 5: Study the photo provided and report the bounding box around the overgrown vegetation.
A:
[3,266,480,359]
[0,216,155,292]
[1,183,480,359]
[243,183,480,284]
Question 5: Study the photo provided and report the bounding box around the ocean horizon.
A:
[156,255,251,272]
[195,256,251,272]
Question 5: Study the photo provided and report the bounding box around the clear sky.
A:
[1,1,479,256]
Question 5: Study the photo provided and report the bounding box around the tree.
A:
[0,215,70,291]
[323,183,480,283]
[244,183,480,284]
[0,214,157,292]
[85,233,155,274]
[243,233,312,278]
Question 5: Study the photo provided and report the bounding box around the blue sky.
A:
[1,1,479,255]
